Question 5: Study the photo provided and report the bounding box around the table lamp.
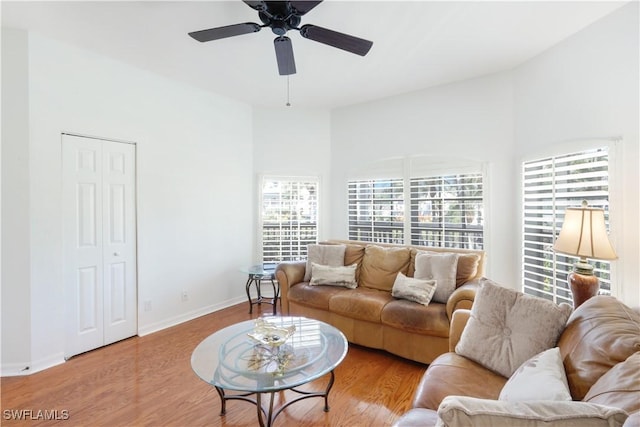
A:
[553,200,617,309]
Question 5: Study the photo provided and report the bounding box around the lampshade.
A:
[553,201,618,260]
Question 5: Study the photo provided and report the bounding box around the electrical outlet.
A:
[181,291,188,302]
[144,300,152,312]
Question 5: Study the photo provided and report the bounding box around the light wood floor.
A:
[1,303,426,426]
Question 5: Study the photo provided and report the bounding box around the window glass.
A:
[522,147,611,304]
[261,177,318,264]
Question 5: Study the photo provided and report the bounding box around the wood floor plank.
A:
[1,304,426,426]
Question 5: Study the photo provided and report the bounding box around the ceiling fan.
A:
[188,0,373,75]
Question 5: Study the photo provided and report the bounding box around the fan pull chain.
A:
[286,76,291,107]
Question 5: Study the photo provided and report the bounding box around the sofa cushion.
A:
[329,287,394,323]
[583,352,640,415]
[414,252,459,303]
[287,283,351,310]
[359,245,411,291]
[558,295,640,400]
[304,244,346,282]
[436,396,628,427]
[499,347,571,402]
[411,352,507,410]
[309,262,357,288]
[455,278,572,378]
[381,299,450,337]
[392,272,437,306]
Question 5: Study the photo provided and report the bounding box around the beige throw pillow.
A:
[499,347,572,402]
[391,272,437,306]
[414,252,459,303]
[455,278,572,378]
[304,244,346,282]
[309,263,357,289]
[436,396,628,427]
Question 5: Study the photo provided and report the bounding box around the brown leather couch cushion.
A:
[344,244,366,281]
[411,352,507,411]
[381,299,450,337]
[360,245,411,291]
[558,296,640,400]
[329,287,393,322]
[583,352,640,415]
[287,283,350,310]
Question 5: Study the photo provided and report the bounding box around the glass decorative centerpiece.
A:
[245,319,297,377]
[247,318,296,347]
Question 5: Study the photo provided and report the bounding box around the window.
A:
[347,173,484,249]
[522,147,612,304]
[410,174,484,249]
[260,176,319,265]
[347,178,404,243]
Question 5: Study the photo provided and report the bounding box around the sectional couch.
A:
[275,240,485,364]
[394,294,640,427]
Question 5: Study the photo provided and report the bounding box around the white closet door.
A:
[102,141,137,345]
[63,134,137,358]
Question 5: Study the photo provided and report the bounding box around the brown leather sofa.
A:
[275,240,485,364]
[394,295,640,426]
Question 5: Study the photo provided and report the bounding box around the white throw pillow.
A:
[309,263,357,289]
[391,272,437,306]
[414,252,459,303]
[436,396,628,427]
[499,347,572,402]
[304,244,346,282]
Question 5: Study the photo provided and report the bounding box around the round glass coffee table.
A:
[191,316,348,427]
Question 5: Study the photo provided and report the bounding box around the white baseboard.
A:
[137,296,246,337]
[1,353,65,377]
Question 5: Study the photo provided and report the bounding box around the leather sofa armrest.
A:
[449,309,471,352]
[445,280,479,321]
[275,261,306,315]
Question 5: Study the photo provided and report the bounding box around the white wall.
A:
[514,2,639,306]
[1,28,32,373]
[330,72,517,286]
[1,29,254,374]
[252,107,332,253]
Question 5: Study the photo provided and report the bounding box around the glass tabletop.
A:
[241,265,277,277]
[191,317,348,393]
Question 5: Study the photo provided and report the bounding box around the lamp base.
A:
[568,271,599,310]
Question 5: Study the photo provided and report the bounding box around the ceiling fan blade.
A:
[299,24,373,56]
[274,36,296,75]
[242,0,266,11]
[290,1,323,15]
[188,23,261,42]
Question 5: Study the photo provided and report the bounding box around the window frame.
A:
[520,139,621,303]
[346,157,487,250]
[258,175,320,265]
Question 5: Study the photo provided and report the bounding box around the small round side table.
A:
[242,265,279,315]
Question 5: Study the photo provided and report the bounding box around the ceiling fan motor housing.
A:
[259,10,301,36]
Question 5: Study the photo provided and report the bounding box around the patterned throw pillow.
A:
[499,347,572,401]
[391,272,437,306]
[309,263,357,289]
[455,278,572,378]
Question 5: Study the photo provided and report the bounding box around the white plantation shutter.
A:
[522,147,611,304]
[261,177,319,264]
[348,178,404,243]
[410,174,484,249]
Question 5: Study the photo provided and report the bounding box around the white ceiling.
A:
[1,1,628,108]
